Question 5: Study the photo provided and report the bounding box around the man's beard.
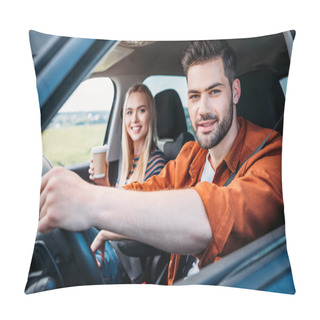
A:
[193,100,234,150]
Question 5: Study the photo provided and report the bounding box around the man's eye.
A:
[210,89,220,95]
[189,94,199,100]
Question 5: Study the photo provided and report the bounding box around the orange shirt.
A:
[124,117,284,285]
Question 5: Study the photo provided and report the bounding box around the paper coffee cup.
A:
[91,145,108,178]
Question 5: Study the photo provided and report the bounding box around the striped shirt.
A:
[126,148,166,184]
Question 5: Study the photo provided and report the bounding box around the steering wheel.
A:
[40,155,104,286]
[42,156,167,286]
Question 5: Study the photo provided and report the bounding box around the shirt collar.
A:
[189,144,207,182]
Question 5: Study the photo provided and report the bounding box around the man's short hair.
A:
[181,40,237,87]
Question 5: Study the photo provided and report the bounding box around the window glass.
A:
[280,77,288,96]
[143,75,194,136]
[42,77,114,167]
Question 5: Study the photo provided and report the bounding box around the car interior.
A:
[25,30,295,294]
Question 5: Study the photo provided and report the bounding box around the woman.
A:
[89,84,166,186]
[88,84,167,283]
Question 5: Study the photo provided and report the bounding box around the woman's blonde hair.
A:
[118,84,157,187]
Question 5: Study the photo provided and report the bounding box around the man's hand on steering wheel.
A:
[39,166,96,233]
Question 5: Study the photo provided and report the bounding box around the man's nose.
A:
[198,95,212,116]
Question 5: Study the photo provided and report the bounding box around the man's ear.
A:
[232,79,241,104]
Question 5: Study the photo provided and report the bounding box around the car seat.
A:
[154,89,194,161]
[237,69,285,134]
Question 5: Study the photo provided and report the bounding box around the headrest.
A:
[155,89,188,139]
[237,70,285,133]
[163,131,194,161]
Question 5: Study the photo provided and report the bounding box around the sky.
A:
[61,77,114,112]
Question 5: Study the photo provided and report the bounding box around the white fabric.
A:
[200,152,215,183]
[186,152,215,278]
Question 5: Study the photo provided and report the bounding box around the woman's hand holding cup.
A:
[89,145,110,187]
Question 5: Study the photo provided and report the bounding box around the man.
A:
[39,40,284,285]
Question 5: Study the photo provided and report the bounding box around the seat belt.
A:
[223,114,283,187]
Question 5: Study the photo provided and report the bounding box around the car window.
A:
[143,75,194,136]
[280,77,288,96]
[42,77,114,167]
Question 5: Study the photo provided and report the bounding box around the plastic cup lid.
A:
[91,145,108,154]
